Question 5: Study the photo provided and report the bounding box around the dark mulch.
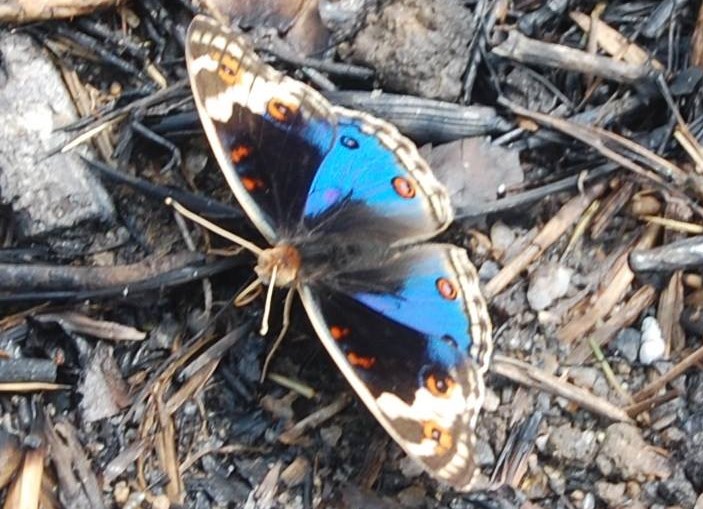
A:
[0,0,702,508]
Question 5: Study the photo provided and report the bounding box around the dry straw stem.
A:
[565,284,657,365]
[278,394,352,445]
[44,418,105,508]
[590,181,635,240]
[155,390,183,504]
[643,215,703,234]
[0,0,122,22]
[484,182,606,299]
[557,223,660,344]
[492,30,655,84]
[2,444,44,509]
[491,355,632,423]
[570,11,664,69]
[0,382,69,392]
[34,311,147,341]
[61,68,115,162]
[501,99,695,201]
[692,1,703,68]
[632,343,703,403]
[658,271,686,355]
[625,389,680,418]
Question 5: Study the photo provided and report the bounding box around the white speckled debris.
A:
[639,316,666,365]
[0,33,114,239]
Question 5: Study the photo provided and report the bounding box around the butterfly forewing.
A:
[186,16,453,245]
[186,16,337,242]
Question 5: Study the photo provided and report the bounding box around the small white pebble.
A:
[526,263,573,311]
[490,221,516,254]
[639,316,665,365]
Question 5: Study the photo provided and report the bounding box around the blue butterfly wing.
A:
[299,244,492,489]
[187,16,452,245]
[300,109,452,243]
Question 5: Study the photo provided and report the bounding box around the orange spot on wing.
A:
[347,352,375,369]
[422,421,453,453]
[231,144,252,164]
[214,52,243,85]
[242,176,265,192]
[436,277,458,300]
[267,99,298,123]
[425,372,456,397]
[391,176,416,199]
[330,325,350,341]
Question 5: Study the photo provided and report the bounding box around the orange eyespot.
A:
[391,176,416,199]
[267,99,298,123]
[422,421,453,453]
[347,352,375,369]
[215,53,243,85]
[231,144,252,164]
[330,325,350,341]
[436,277,458,300]
[425,372,455,397]
[242,176,265,192]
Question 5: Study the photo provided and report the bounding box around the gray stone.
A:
[657,467,698,508]
[0,33,114,240]
[684,431,703,492]
[478,259,500,281]
[351,0,472,101]
[526,262,573,311]
[490,221,517,255]
[687,371,703,410]
[613,327,641,364]
[546,423,598,466]
[595,481,627,507]
[596,423,671,481]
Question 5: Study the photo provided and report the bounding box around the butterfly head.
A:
[255,244,301,287]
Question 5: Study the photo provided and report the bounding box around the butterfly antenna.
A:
[165,197,263,256]
[261,286,295,381]
[259,264,278,336]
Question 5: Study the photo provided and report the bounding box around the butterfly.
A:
[185,15,493,490]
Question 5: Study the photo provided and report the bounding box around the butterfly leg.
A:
[260,286,296,382]
[234,277,264,306]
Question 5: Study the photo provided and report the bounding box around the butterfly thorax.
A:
[255,244,301,287]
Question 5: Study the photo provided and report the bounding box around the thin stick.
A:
[260,265,278,336]
[165,198,263,256]
[262,287,296,381]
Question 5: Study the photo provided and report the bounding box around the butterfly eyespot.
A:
[422,421,453,452]
[231,144,253,164]
[340,135,359,149]
[347,352,375,369]
[425,372,456,397]
[267,99,298,123]
[391,176,416,199]
[330,325,350,341]
[242,176,265,192]
[215,54,242,85]
[436,277,458,300]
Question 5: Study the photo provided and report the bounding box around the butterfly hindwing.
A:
[298,244,492,489]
